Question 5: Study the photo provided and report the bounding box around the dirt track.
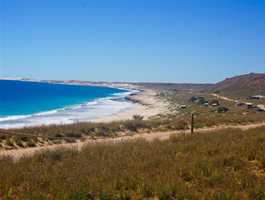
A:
[1,122,265,161]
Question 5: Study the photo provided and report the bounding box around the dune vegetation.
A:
[0,115,189,150]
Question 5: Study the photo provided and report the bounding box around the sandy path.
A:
[211,93,235,102]
[1,121,265,161]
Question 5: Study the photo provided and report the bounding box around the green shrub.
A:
[27,140,37,147]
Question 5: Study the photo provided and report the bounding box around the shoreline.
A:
[91,88,169,123]
[0,82,168,129]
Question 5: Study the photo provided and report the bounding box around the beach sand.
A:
[92,87,169,122]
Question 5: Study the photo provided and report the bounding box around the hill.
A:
[211,73,265,97]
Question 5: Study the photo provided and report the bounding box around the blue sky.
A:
[0,0,265,83]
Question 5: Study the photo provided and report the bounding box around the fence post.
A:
[191,113,194,134]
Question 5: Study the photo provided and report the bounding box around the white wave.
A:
[0,115,29,122]
[34,109,60,116]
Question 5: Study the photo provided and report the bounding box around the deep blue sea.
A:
[0,80,126,116]
[0,80,134,128]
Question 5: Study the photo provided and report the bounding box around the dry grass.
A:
[1,127,265,199]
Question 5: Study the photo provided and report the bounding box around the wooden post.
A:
[191,113,194,134]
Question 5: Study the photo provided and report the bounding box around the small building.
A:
[248,95,265,100]
[179,105,187,109]
[245,102,255,109]
[210,99,220,107]
[203,102,209,107]
[256,105,265,112]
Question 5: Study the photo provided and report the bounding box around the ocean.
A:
[0,80,135,128]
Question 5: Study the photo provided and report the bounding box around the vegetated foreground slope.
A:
[211,73,265,97]
[1,127,265,199]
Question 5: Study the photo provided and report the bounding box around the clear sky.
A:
[0,0,265,83]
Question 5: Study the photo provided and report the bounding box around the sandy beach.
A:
[92,87,169,122]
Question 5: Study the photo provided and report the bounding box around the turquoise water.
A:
[0,80,127,116]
